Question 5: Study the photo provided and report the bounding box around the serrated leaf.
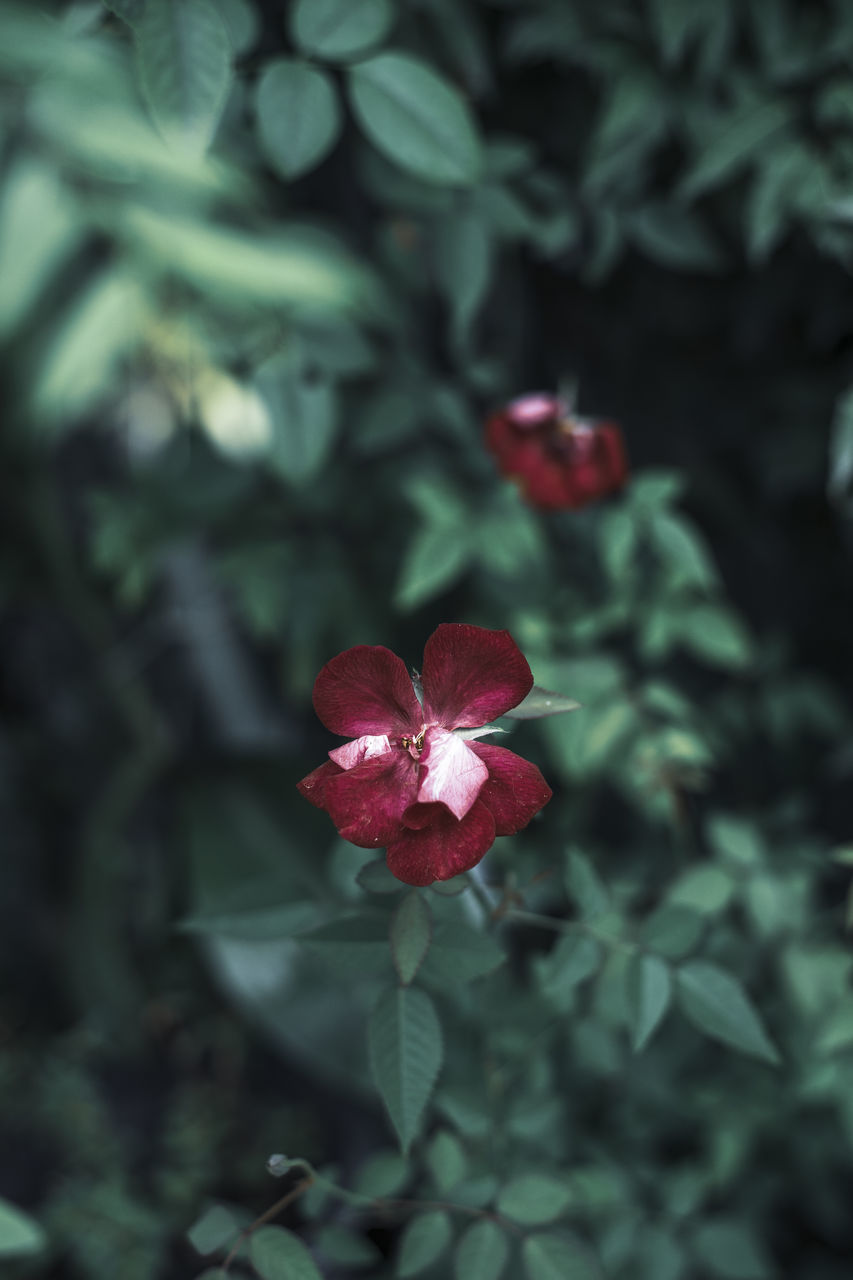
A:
[453,1219,508,1280]
[369,986,443,1152]
[496,1174,573,1225]
[676,962,780,1065]
[250,1225,322,1280]
[254,351,337,485]
[522,1230,603,1280]
[255,59,341,180]
[503,685,581,719]
[348,53,483,185]
[391,892,433,985]
[0,1198,46,1258]
[565,848,608,919]
[626,953,672,1052]
[395,523,472,611]
[397,1209,453,1277]
[419,923,505,984]
[291,0,393,60]
[136,0,231,154]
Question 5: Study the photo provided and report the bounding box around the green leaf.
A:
[522,1230,603,1280]
[352,1150,409,1197]
[315,1223,381,1267]
[187,1205,239,1256]
[453,1219,509,1280]
[397,1209,453,1277]
[829,384,853,501]
[535,934,602,1009]
[679,604,753,670]
[628,204,723,271]
[291,0,394,60]
[178,901,318,940]
[425,1129,468,1192]
[298,914,391,973]
[213,0,259,55]
[707,815,764,868]
[496,1174,573,1225]
[650,511,718,589]
[255,59,342,180]
[625,953,672,1052]
[678,98,793,202]
[391,892,433,985]
[503,686,581,720]
[434,208,492,344]
[419,923,505,984]
[690,1217,772,1279]
[639,904,704,959]
[347,53,483,185]
[565,848,608,920]
[357,857,405,894]
[369,985,443,1153]
[136,0,232,154]
[254,351,337,485]
[395,522,472,611]
[0,1198,47,1258]
[667,865,734,915]
[599,506,636,581]
[250,1225,323,1280]
[676,962,780,1065]
[0,159,81,338]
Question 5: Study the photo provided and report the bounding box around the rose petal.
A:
[505,393,566,429]
[313,645,422,738]
[329,734,392,770]
[386,800,496,885]
[323,749,419,848]
[469,742,552,835]
[421,623,533,729]
[416,726,488,820]
[296,760,343,809]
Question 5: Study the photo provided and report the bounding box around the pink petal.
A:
[296,760,343,809]
[329,734,392,770]
[421,623,534,728]
[416,726,488,820]
[313,645,422,738]
[386,800,496,885]
[470,742,552,836]
[323,749,419,848]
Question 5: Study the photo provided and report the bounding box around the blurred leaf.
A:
[0,159,82,338]
[179,901,318,940]
[136,0,231,154]
[357,858,406,894]
[535,935,602,1009]
[565,848,609,920]
[679,604,753,670]
[352,1149,409,1197]
[291,0,393,60]
[599,506,636,581]
[395,522,473,611]
[390,892,433,985]
[522,1230,603,1280]
[369,985,443,1153]
[397,1210,453,1277]
[255,355,337,485]
[679,97,793,201]
[639,904,705,959]
[625,953,672,1052]
[104,0,146,23]
[829,384,853,502]
[676,962,781,1065]
[690,1217,772,1279]
[504,686,581,720]
[250,1225,322,1280]
[434,208,492,343]
[419,923,505,984]
[707,815,764,868]
[628,205,724,271]
[187,1205,239,1256]
[34,269,143,425]
[213,0,258,55]
[631,470,686,508]
[425,1129,468,1192]
[299,914,391,973]
[315,1223,381,1266]
[255,60,342,180]
[496,1174,573,1225]
[453,1219,508,1280]
[668,865,735,914]
[0,1198,47,1258]
[348,53,483,185]
[650,511,718,589]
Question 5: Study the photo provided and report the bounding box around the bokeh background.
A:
[2,1,853,1277]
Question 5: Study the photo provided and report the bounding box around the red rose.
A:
[298,624,552,886]
[485,392,628,511]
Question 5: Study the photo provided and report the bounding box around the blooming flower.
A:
[485,392,628,511]
[297,624,552,886]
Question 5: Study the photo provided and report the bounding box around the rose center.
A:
[400,729,426,758]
